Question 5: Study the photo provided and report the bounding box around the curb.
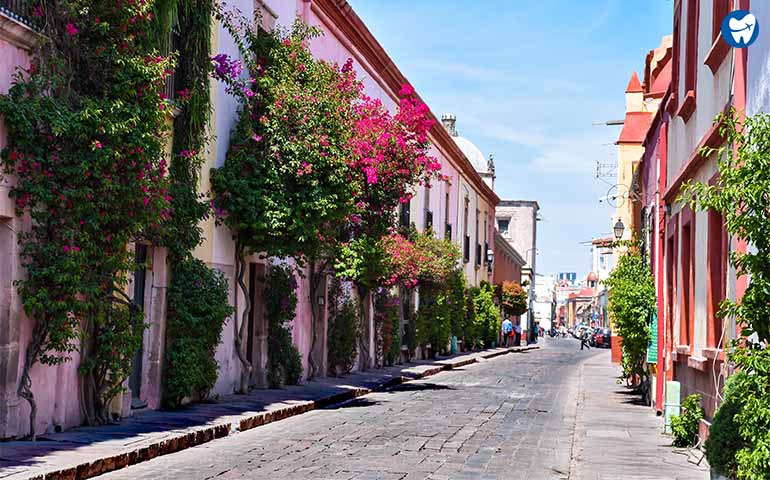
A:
[26,345,539,480]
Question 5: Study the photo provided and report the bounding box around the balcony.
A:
[0,0,40,30]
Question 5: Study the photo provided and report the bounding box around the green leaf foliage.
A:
[468,282,501,349]
[0,0,174,429]
[603,248,654,380]
[265,264,303,388]
[327,279,360,375]
[375,290,401,366]
[163,258,233,409]
[670,394,704,448]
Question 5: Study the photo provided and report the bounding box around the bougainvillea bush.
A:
[499,281,528,318]
[209,12,361,390]
[0,0,172,435]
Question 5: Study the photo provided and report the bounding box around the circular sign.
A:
[721,10,759,48]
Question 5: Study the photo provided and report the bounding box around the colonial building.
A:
[496,200,539,339]
[659,0,745,422]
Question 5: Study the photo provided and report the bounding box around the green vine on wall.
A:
[327,278,360,375]
[153,0,234,409]
[163,258,232,408]
[265,264,303,388]
[0,0,172,437]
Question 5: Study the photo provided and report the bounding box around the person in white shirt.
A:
[501,317,513,347]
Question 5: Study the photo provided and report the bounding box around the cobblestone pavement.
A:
[99,340,588,480]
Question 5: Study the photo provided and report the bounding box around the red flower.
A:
[65,23,78,36]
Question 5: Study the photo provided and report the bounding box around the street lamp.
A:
[613,219,625,240]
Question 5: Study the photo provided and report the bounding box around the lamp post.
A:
[613,219,625,240]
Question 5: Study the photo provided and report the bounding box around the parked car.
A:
[594,328,611,348]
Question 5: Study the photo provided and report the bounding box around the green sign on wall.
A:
[647,310,658,364]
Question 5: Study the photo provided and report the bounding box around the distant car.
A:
[594,328,611,348]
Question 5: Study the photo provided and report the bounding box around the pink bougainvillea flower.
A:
[65,22,78,36]
[92,140,102,149]
[251,134,262,142]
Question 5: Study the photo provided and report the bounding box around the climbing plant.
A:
[374,289,401,366]
[163,258,232,408]
[603,247,654,384]
[335,85,445,368]
[468,283,501,348]
[327,278,360,376]
[153,0,235,409]
[682,111,770,479]
[264,264,303,388]
[0,0,172,436]
[209,12,361,391]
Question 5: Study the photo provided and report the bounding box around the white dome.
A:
[453,136,487,173]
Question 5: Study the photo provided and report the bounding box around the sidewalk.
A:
[570,352,709,480]
[0,345,537,480]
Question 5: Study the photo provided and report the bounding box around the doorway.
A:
[129,244,148,409]
[247,263,268,387]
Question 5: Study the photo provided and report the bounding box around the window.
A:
[707,209,726,347]
[475,209,480,267]
[680,219,693,348]
[483,214,488,264]
[498,218,510,235]
[463,197,470,263]
[424,183,431,230]
[684,0,699,92]
[425,210,433,231]
[399,200,410,229]
[445,192,451,240]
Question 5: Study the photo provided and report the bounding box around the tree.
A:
[603,247,654,386]
[209,14,360,391]
[335,87,445,368]
[499,281,528,318]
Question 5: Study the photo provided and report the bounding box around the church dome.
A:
[587,272,598,282]
[453,136,488,173]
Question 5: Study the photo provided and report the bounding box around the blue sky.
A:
[349,0,673,277]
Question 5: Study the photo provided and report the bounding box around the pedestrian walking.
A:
[580,322,595,350]
[501,316,513,347]
[513,320,522,346]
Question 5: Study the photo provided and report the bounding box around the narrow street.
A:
[92,341,704,480]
